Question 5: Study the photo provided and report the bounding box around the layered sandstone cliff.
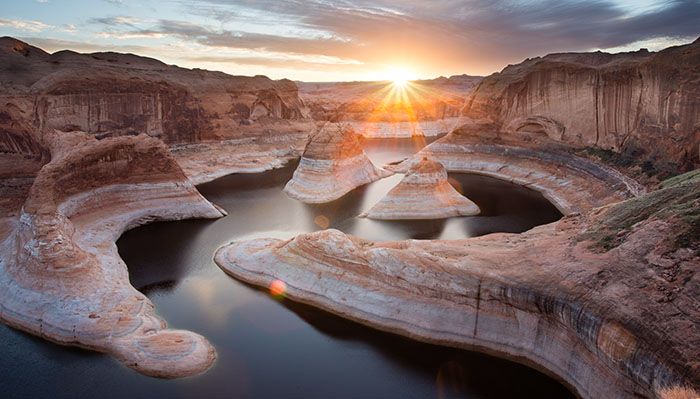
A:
[0,36,310,145]
[216,170,700,399]
[462,38,700,174]
[0,131,224,378]
[283,123,391,203]
[363,157,480,219]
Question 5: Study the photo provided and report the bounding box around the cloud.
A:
[0,18,53,33]
[176,0,700,74]
[12,0,700,80]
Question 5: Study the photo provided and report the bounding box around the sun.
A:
[387,68,415,88]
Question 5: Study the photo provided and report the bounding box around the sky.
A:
[0,0,698,81]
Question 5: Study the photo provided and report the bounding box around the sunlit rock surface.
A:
[0,131,224,378]
[364,157,479,219]
[0,36,309,145]
[283,123,391,203]
[462,38,700,173]
[216,170,700,399]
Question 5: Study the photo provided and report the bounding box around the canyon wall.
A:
[0,36,309,145]
[463,38,700,173]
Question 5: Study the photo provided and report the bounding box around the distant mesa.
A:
[283,123,391,203]
[363,156,480,219]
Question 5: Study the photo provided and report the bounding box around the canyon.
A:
[0,35,698,399]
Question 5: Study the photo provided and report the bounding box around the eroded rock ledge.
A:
[363,156,480,219]
[216,170,700,398]
[284,123,391,203]
[0,131,224,378]
[388,123,646,215]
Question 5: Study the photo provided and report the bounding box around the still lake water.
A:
[0,137,571,398]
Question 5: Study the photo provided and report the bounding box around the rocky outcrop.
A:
[389,122,645,215]
[215,170,700,399]
[462,38,700,174]
[0,36,310,145]
[172,128,312,185]
[363,157,480,219]
[283,123,391,203]
[0,131,224,378]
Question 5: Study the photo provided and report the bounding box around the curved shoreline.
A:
[388,141,645,215]
[214,215,698,398]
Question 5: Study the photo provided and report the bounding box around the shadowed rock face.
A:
[364,157,480,219]
[216,170,700,399]
[0,36,309,144]
[462,38,700,173]
[283,123,391,203]
[0,131,224,378]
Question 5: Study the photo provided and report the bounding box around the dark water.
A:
[0,137,570,399]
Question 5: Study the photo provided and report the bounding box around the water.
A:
[0,137,570,399]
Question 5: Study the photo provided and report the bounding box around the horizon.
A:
[1,0,698,82]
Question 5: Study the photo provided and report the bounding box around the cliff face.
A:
[0,37,309,144]
[463,38,700,173]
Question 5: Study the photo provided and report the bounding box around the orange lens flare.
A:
[314,214,330,229]
[269,279,287,298]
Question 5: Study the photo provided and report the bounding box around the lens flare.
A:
[314,214,330,229]
[269,279,287,298]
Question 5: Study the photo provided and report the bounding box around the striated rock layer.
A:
[0,131,224,378]
[283,123,391,203]
[388,122,646,215]
[0,36,309,145]
[364,157,480,219]
[216,170,700,398]
[462,38,700,173]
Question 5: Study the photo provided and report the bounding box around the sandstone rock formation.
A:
[0,36,309,145]
[172,130,310,184]
[388,121,645,215]
[0,131,224,378]
[216,170,700,399]
[462,38,700,174]
[363,157,480,219]
[283,123,391,203]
